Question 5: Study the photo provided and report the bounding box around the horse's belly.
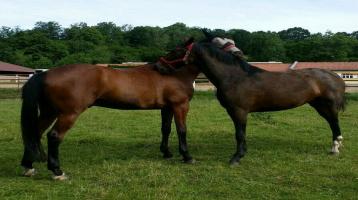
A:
[253,98,308,112]
[93,93,164,109]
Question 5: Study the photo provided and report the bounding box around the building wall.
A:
[333,71,358,93]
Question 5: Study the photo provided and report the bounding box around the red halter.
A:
[159,43,194,70]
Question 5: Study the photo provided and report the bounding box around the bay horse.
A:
[156,36,346,165]
[21,40,199,180]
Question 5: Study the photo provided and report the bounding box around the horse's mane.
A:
[197,42,264,75]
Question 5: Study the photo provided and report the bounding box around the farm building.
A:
[194,61,358,91]
[96,62,358,92]
[0,61,34,75]
[251,62,358,92]
[289,62,358,92]
[250,62,291,72]
[0,61,34,89]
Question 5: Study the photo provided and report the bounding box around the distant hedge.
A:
[1,22,358,69]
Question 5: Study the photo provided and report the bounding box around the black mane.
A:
[197,42,264,75]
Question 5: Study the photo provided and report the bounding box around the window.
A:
[342,74,354,79]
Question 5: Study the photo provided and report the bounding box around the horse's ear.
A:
[184,37,195,46]
[202,29,214,40]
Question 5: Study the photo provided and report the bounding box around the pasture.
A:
[0,90,357,199]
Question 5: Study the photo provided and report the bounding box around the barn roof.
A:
[97,61,358,72]
[292,62,358,71]
[0,61,34,74]
[249,62,291,72]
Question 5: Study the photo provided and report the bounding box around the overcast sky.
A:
[0,0,357,33]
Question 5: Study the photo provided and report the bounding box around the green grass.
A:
[0,92,357,199]
[0,88,21,99]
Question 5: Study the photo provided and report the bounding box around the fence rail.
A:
[0,75,30,89]
[1,69,358,92]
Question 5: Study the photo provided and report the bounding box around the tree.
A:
[0,26,17,39]
[278,27,310,41]
[64,23,105,53]
[95,22,125,45]
[1,21,358,68]
[227,29,251,54]
[163,23,191,49]
[126,26,167,48]
[247,31,286,61]
[351,31,358,40]
[33,21,63,39]
[110,46,141,63]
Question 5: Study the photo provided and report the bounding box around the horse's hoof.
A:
[163,152,173,159]
[183,158,196,164]
[52,173,68,181]
[329,149,340,155]
[229,160,240,167]
[23,168,36,177]
[330,140,341,155]
[229,156,241,166]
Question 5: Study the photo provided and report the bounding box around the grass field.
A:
[0,91,357,199]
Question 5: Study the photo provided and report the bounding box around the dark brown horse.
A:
[21,41,199,180]
[156,36,346,165]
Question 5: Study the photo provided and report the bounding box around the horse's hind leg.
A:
[47,113,79,180]
[160,107,174,158]
[22,106,56,177]
[310,99,343,154]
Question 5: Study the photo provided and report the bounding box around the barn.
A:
[290,61,358,92]
[96,61,358,92]
[0,61,34,75]
[0,61,34,89]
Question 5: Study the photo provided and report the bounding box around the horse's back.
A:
[297,68,345,95]
[101,66,194,108]
[41,64,195,110]
[42,64,108,111]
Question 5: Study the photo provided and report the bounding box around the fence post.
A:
[16,74,20,91]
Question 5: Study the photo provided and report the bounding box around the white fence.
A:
[0,75,30,89]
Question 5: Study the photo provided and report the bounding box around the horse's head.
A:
[154,37,195,74]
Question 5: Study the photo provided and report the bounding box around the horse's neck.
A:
[186,64,201,80]
[197,52,245,86]
[178,64,200,82]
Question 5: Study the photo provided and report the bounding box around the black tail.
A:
[21,72,47,164]
[337,92,348,112]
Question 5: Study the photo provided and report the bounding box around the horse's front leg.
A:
[226,107,248,166]
[173,102,194,163]
[160,107,174,158]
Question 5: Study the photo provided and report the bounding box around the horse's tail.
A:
[336,81,347,112]
[21,72,47,163]
[337,92,348,112]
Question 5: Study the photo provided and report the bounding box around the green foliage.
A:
[1,21,358,68]
[227,29,251,54]
[33,21,63,39]
[95,22,125,45]
[163,23,193,49]
[127,26,168,48]
[278,27,311,41]
[110,46,142,63]
[247,31,287,61]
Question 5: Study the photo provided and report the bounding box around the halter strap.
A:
[222,43,236,51]
[159,43,194,69]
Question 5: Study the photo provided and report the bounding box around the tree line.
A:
[1,21,358,69]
